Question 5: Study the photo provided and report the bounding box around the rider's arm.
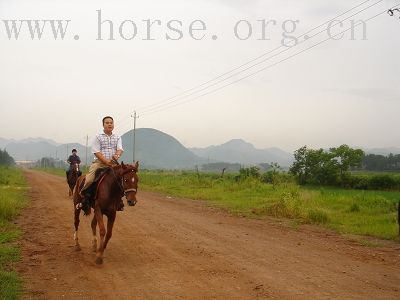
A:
[112,137,124,161]
[94,152,112,166]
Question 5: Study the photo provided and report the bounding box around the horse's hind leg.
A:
[74,208,81,251]
[94,207,106,265]
[103,212,116,250]
[91,215,97,253]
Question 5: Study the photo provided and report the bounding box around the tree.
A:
[0,149,15,166]
[290,145,364,186]
[330,145,364,177]
[289,146,308,184]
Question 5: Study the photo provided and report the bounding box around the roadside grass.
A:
[140,171,399,240]
[0,166,28,300]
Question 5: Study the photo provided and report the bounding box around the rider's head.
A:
[72,149,77,154]
[102,116,114,134]
[102,116,113,125]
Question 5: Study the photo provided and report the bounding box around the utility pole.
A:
[85,134,88,167]
[131,111,139,162]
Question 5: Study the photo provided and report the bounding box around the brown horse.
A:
[67,163,81,196]
[73,161,139,264]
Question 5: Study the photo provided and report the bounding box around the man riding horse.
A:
[77,116,124,212]
[66,149,82,180]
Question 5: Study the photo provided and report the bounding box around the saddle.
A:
[79,167,111,201]
[77,166,125,214]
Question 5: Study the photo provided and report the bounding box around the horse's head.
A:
[120,161,139,206]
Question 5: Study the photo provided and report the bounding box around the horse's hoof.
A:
[95,257,103,265]
[75,245,81,251]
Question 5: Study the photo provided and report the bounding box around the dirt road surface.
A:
[16,169,400,299]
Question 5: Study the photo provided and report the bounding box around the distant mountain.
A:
[0,138,13,149]
[19,137,60,146]
[0,137,60,148]
[190,139,294,167]
[121,128,206,169]
[5,140,88,162]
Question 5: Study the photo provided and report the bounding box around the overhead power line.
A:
[140,4,399,117]
[137,0,381,115]
[140,0,385,116]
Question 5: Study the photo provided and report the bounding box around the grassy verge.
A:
[0,166,28,299]
[139,171,399,240]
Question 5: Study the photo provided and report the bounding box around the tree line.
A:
[289,145,400,190]
[362,153,400,171]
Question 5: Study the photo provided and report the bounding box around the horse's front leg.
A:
[91,215,97,253]
[94,205,106,265]
[74,207,81,251]
[103,212,116,250]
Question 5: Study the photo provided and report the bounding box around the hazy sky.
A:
[0,0,399,151]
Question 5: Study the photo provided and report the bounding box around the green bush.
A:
[368,175,398,190]
[238,166,261,180]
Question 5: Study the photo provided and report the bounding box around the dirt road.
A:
[16,169,400,299]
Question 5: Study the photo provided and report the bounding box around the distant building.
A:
[15,160,35,168]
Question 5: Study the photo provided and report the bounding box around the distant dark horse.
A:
[73,161,139,264]
[67,163,81,196]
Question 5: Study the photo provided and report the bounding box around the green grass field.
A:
[139,171,399,240]
[0,166,28,300]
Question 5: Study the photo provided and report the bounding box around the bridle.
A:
[121,169,138,196]
[110,160,138,205]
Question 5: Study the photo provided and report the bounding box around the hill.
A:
[121,128,206,169]
[190,139,293,167]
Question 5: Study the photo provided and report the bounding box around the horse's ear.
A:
[135,161,139,170]
[121,161,125,168]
